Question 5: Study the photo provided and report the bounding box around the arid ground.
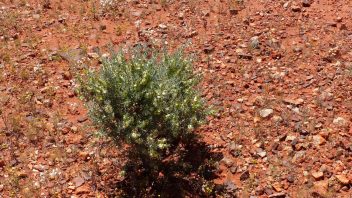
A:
[0,0,351,197]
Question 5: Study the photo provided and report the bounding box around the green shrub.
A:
[78,46,214,195]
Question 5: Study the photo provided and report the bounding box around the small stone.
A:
[291,5,301,12]
[293,46,303,53]
[335,175,350,185]
[87,52,99,59]
[283,98,304,105]
[236,49,253,59]
[312,135,326,146]
[17,171,28,178]
[204,45,214,54]
[73,176,85,187]
[312,180,328,197]
[202,10,210,17]
[336,17,343,23]
[49,169,59,180]
[230,166,237,173]
[33,181,40,190]
[259,109,273,118]
[62,71,72,80]
[77,117,88,123]
[229,8,240,15]
[312,171,324,180]
[158,24,167,29]
[224,180,237,192]
[240,170,250,181]
[287,174,295,183]
[257,149,267,158]
[33,14,40,19]
[250,36,260,49]
[272,182,282,192]
[285,135,296,141]
[99,24,107,31]
[76,184,90,194]
[33,164,46,172]
[292,151,306,163]
[221,157,234,167]
[269,192,286,198]
[0,184,3,191]
[79,152,89,160]
[302,0,311,7]
[333,117,347,126]
[131,11,142,17]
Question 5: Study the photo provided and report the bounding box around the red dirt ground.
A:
[0,0,351,197]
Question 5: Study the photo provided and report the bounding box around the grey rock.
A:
[250,36,260,49]
[287,174,295,183]
[224,180,237,192]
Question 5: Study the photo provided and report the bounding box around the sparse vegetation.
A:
[78,45,219,196]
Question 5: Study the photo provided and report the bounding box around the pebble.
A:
[256,148,267,158]
[283,98,304,105]
[291,5,301,12]
[77,117,88,123]
[335,175,349,185]
[230,166,237,174]
[312,135,326,146]
[221,157,234,167]
[224,180,237,192]
[285,135,296,141]
[272,182,282,192]
[333,117,347,126]
[73,176,85,187]
[268,192,286,198]
[287,174,295,183]
[62,71,72,80]
[158,24,167,29]
[302,0,311,7]
[311,171,324,180]
[76,184,90,194]
[240,170,250,181]
[259,109,273,118]
[250,36,260,49]
[33,164,47,172]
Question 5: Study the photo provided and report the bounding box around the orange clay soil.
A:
[0,0,351,197]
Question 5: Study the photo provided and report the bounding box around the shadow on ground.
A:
[111,137,224,198]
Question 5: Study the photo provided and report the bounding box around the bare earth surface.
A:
[0,0,351,197]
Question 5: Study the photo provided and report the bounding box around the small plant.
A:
[78,45,218,196]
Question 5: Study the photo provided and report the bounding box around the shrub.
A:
[78,46,215,196]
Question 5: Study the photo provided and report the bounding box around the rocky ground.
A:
[0,0,351,197]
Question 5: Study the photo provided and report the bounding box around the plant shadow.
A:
[114,137,224,198]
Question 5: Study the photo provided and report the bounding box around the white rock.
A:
[259,109,273,118]
[333,117,348,126]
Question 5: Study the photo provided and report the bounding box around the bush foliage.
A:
[78,46,217,196]
[79,46,209,157]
